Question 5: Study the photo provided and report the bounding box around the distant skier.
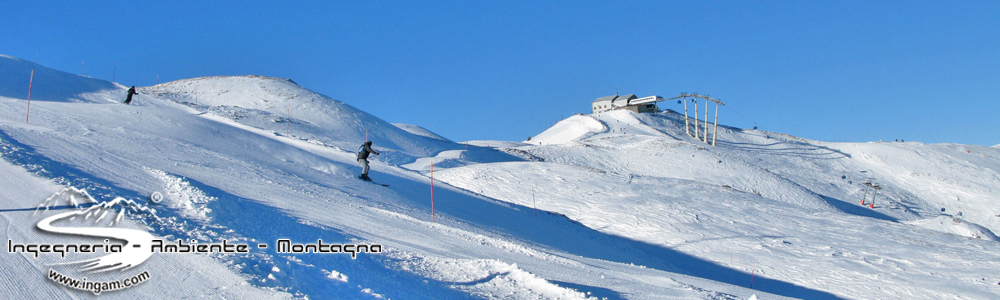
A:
[357,141,380,181]
[123,86,137,104]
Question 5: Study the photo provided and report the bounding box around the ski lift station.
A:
[592,94,662,114]
[592,93,726,146]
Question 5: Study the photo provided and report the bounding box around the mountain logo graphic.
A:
[33,188,157,273]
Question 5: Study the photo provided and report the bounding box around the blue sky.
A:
[3,1,998,145]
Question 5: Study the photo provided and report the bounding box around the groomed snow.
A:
[0,158,293,299]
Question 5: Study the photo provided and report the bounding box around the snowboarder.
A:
[123,86,137,104]
[357,141,380,181]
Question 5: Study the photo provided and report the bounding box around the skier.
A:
[357,141,380,181]
[123,86,137,104]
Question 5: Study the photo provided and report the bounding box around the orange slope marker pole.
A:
[26,70,34,123]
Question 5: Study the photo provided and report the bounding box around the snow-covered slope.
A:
[0,54,118,102]
[3,54,1000,299]
[142,75,461,164]
[528,114,608,145]
[522,109,1000,232]
[0,159,293,299]
[393,123,452,142]
[436,109,1000,299]
[1,55,758,299]
[906,216,999,241]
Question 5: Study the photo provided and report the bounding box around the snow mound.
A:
[906,216,999,241]
[324,269,349,283]
[393,123,452,142]
[144,75,306,109]
[148,168,216,222]
[401,147,525,172]
[143,75,459,163]
[0,54,119,102]
[529,114,607,145]
[530,110,703,146]
[395,256,594,299]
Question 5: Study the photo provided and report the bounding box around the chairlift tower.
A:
[682,94,690,136]
[694,97,700,140]
[667,93,725,146]
[860,179,882,208]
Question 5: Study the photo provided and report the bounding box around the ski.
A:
[359,176,389,186]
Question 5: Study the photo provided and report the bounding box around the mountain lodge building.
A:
[592,94,663,114]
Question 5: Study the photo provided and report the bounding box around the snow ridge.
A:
[0,54,119,102]
[142,75,461,164]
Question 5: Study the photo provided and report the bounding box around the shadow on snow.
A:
[819,194,898,222]
[371,169,847,300]
[0,129,472,299]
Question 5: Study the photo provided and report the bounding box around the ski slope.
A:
[440,110,1000,299]
[1,54,999,299]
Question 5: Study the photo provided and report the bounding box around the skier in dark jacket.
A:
[357,141,380,181]
[123,86,137,104]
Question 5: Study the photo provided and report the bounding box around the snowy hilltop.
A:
[1,54,999,299]
[140,74,462,164]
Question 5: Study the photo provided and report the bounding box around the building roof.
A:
[613,94,637,106]
[593,95,618,103]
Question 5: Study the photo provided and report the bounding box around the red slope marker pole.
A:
[750,264,756,289]
[430,161,435,223]
[26,70,34,123]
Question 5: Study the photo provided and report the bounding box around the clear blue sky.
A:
[3,1,998,145]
